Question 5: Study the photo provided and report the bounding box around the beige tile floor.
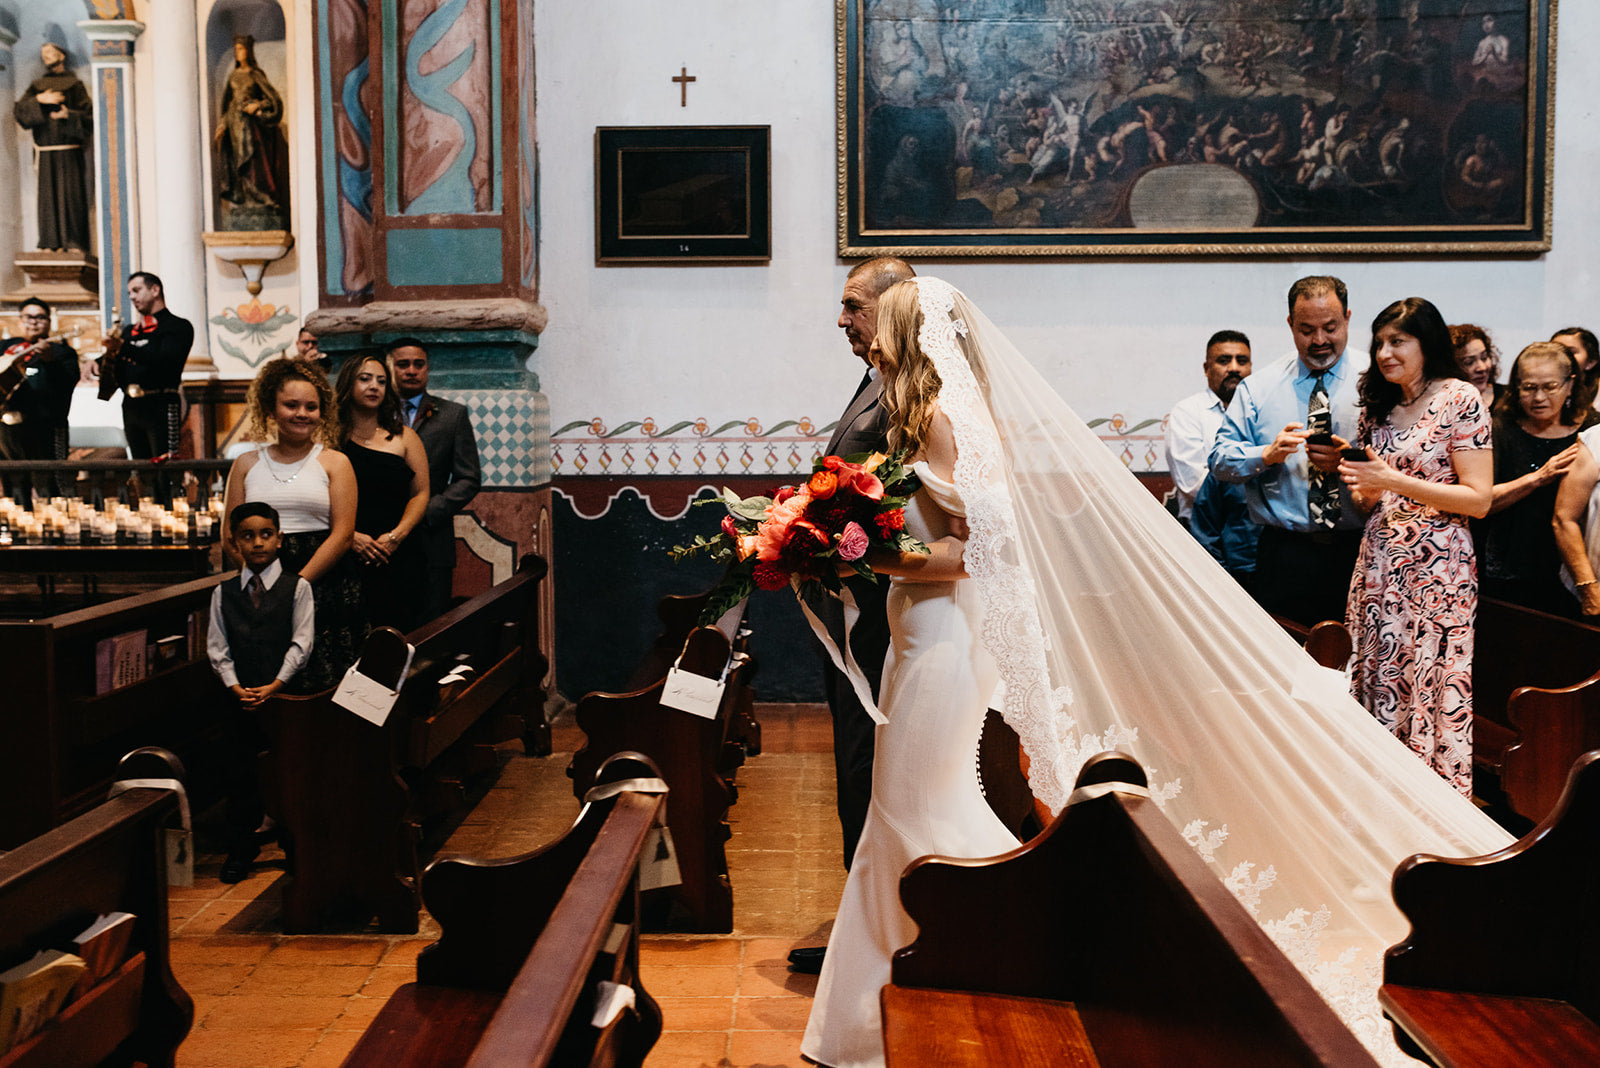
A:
[169,704,844,1068]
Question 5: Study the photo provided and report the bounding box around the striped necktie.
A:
[1306,372,1339,529]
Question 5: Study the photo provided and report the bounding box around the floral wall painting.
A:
[211,298,297,366]
[838,0,1555,256]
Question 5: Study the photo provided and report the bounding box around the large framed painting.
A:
[838,1,1556,257]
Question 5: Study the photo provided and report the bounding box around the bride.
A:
[799,278,1513,1068]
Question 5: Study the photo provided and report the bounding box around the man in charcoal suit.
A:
[387,338,482,627]
[788,256,915,975]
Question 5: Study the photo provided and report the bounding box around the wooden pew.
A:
[1472,597,1600,823]
[0,748,193,1068]
[1380,749,1600,1067]
[567,625,750,932]
[626,590,762,758]
[882,752,1379,1068]
[261,556,549,934]
[1273,614,1355,671]
[0,574,234,848]
[343,752,665,1068]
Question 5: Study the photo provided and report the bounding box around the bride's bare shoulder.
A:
[921,402,958,480]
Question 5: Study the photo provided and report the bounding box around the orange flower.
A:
[736,534,759,561]
[808,469,838,499]
[235,298,276,325]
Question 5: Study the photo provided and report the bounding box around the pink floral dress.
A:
[1347,379,1491,796]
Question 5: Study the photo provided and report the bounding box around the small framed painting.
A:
[595,126,772,264]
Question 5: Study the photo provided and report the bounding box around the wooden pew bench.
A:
[568,622,752,933]
[262,556,549,933]
[626,590,761,758]
[0,748,192,1068]
[881,752,1379,1068]
[343,753,666,1068]
[1472,597,1600,823]
[0,574,234,848]
[1380,749,1600,1067]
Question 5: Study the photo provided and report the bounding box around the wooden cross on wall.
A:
[673,66,696,107]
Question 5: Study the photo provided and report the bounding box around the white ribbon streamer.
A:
[796,584,886,725]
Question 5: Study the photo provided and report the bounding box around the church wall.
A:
[538,2,1599,702]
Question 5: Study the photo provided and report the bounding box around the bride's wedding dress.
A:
[798,278,1515,1068]
[800,464,1019,1068]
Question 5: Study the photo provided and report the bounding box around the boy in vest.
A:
[206,501,314,882]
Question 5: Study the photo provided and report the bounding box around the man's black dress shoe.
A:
[219,842,260,884]
[788,946,826,974]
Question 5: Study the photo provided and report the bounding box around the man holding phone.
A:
[1210,276,1368,626]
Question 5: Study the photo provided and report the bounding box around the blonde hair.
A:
[875,280,943,455]
[245,357,340,446]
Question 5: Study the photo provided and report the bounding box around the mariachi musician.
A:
[1,297,79,497]
[100,271,195,459]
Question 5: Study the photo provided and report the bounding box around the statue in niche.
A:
[214,35,288,230]
[13,42,92,253]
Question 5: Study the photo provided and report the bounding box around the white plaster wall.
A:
[535,1,1600,440]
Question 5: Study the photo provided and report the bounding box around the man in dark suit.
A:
[387,338,481,626]
[789,256,914,975]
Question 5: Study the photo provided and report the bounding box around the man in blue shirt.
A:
[1210,276,1368,626]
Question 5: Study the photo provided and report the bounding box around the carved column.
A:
[78,19,143,324]
[0,28,19,297]
[307,0,549,637]
[147,0,213,376]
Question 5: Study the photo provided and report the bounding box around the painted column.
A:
[147,0,213,376]
[0,28,19,297]
[78,19,144,327]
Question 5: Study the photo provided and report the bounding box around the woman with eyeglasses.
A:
[1474,341,1586,616]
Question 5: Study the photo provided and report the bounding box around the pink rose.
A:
[721,514,740,538]
[837,521,869,562]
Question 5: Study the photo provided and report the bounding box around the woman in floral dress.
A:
[1341,298,1493,795]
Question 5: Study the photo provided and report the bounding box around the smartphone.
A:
[1304,432,1336,446]
[1341,447,1369,462]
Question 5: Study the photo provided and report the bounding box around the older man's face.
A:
[41,44,66,69]
[838,277,882,364]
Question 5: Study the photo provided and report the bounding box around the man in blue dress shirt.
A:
[1210,276,1368,626]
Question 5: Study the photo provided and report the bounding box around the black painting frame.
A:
[596,125,772,264]
[838,1,1556,257]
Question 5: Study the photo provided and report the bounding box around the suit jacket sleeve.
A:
[425,405,481,526]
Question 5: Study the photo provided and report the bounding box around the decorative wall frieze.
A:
[549,413,1168,479]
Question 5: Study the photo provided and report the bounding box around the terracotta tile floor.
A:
[170,704,842,1068]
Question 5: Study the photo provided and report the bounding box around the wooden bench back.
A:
[1386,749,1600,1016]
[0,573,232,847]
[892,752,1378,1067]
[0,749,192,1067]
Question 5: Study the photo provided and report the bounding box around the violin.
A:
[0,328,81,408]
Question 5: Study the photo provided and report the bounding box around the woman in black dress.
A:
[334,354,429,631]
[1476,342,1586,616]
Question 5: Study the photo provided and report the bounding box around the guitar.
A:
[0,328,82,408]
[95,316,124,401]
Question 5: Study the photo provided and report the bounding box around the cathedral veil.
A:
[906,277,1513,1061]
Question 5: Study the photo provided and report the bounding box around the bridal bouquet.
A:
[671,449,928,624]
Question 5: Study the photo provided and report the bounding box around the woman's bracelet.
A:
[1577,579,1598,589]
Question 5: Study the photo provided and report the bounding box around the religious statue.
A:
[214,35,287,230]
[12,42,92,253]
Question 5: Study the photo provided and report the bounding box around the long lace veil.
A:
[909,277,1513,1062]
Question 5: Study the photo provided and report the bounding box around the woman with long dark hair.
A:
[334,354,429,631]
[1339,298,1492,795]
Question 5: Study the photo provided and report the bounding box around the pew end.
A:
[884,751,1378,1068]
[568,624,750,932]
[1380,748,1600,1066]
[343,752,667,1068]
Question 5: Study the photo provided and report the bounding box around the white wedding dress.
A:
[800,464,1019,1068]
[799,279,1514,1068]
